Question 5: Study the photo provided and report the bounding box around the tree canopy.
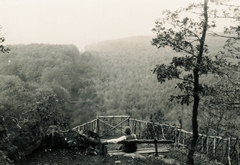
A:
[151,0,240,164]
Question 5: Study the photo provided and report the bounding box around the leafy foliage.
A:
[151,3,225,106]
[196,0,240,138]
[0,28,10,53]
[0,44,103,130]
[150,0,237,164]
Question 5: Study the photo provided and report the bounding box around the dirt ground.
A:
[26,146,224,165]
[26,147,176,165]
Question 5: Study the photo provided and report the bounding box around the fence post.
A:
[177,129,180,147]
[113,117,115,136]
[206,136,209,155]
[228,138,231,165]
[91,121,93,131]
[154,138,158,156]
[138,121,141,138]
[237,138,240,165]
[213,137,216,158]
[97,117,100,135]
[161,125,166,140]
[121,117,123,136]
[183,131,185,148]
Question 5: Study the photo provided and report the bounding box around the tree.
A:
[0,27,10,53]
[199,0,240,137]
[0,44,87,130]
[0,75,29,118]
[151,0,225,164]
[72,86,105,125]
[199,78,240,137]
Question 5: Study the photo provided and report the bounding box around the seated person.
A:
[104,126,137,152]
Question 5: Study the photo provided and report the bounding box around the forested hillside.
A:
[85,36,186,122]
[1,35,238,137]
[84,35,225,131]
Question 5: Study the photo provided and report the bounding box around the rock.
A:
[6,145,26,165]
[148,154,166,158]
[8,127,21,143]
[0,150,11,165]
[148,154,180,165]
[161,158,180,165]
[114,160,121,164]
[123,153,146,159]
[12,120,44,155]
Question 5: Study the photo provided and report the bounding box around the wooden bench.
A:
[101,139,175,156]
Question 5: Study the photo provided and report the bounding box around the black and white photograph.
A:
[0,0,239,164]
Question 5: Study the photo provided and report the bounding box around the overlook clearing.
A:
[73,115,239,165]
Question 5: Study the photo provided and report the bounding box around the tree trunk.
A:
[187,0,208,164]
[187,69,199,165]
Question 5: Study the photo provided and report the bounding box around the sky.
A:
[0,0,233,50]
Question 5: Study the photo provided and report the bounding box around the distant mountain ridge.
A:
[84,36,159,53]
[85,34,226,53]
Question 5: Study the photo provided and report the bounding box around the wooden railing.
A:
[72,116,239,165]
[72,118,98,133]
[176,129,239,164]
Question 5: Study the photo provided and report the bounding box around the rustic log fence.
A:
[72,116,239,165]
